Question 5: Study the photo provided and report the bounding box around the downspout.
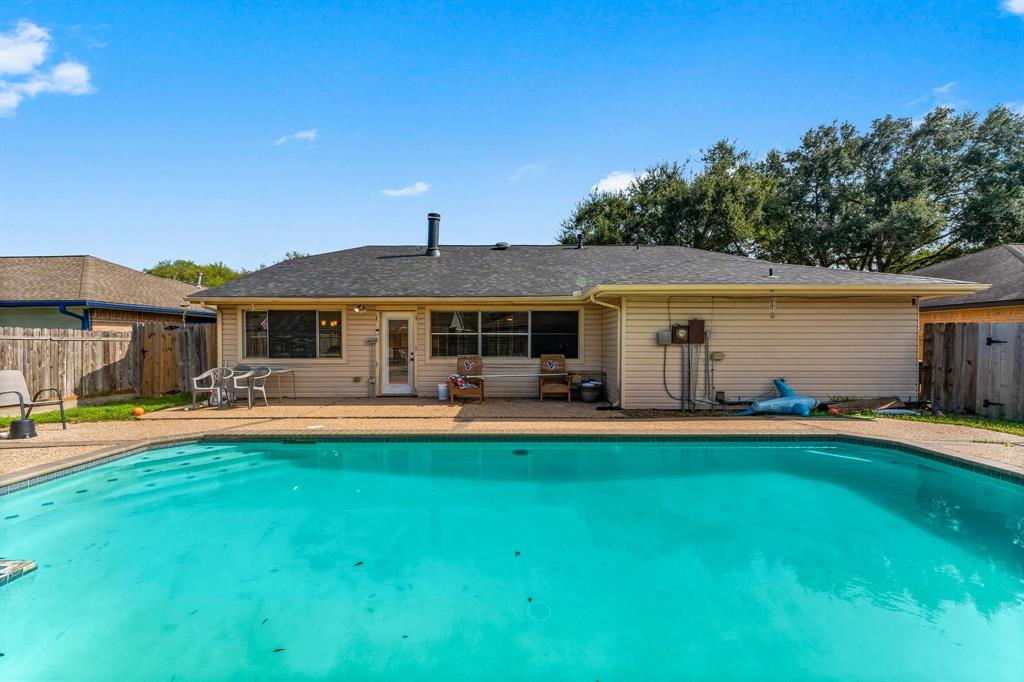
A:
[588,293,622,408]
[58,304,90,330]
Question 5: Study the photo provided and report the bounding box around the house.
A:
[190,213,984,409]
[0,255,216,331]
[910,245,1024,352]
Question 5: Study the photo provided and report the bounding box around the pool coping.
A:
[2,431,1021,495]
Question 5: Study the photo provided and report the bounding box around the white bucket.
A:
[437,383,449,401]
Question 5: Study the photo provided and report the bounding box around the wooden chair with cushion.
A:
[449,355,485,403]
[538,354,571,402]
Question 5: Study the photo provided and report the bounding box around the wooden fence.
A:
[920,322,1024,421]
[0,323,216,399]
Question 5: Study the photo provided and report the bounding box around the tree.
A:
[559,143,771,255]
[145,260,246,287]
[560,105,1024,272]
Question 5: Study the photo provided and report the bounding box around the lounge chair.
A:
[191,367,235,408]
[538,354,571,402]
[0,369,67,429]
[449,355,485,402]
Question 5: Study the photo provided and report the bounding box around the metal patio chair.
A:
[0,369,67,430]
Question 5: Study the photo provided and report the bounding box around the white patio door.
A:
[381,312,415,395]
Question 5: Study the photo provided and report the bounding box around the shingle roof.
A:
[193,244,978,300]
[911,245,1024,309]
[0,255,213,314]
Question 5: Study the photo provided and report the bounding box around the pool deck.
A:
[1,398,1021,487]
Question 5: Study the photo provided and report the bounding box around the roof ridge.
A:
[1004,244,1024,264]
[78,255,93,299]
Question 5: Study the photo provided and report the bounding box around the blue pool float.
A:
[736,379,819,417]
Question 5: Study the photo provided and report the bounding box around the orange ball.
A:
[827,407,840,416]
[131,407,145,417]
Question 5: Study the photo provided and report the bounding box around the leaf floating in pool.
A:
[273,648,285,653]
[513,449,529,456]
[353,561,364,567]
[401,635,408,639]
[514,551,521,557]
[262,618,268,624]
[527,597,533,603]
[188,609,198,616]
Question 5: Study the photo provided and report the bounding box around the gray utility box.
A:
[656,329,673,345]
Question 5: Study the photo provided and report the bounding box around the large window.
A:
[529,311,579,358]
[245,310,342,359]
[429,310,579,359]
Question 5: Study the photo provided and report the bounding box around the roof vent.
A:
[493,242,510,250]
[576,233,584,249]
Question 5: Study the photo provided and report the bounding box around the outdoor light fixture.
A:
[354,305,367,313]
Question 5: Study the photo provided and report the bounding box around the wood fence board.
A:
[922,322,1023,421]
[0,324,214,398]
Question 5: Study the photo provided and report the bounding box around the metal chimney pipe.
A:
[576,233,584,249]
[426,212,441,257]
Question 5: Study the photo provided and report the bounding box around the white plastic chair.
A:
[233,366,271,409]
[191,367,234,408]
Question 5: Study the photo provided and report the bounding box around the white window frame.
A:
[239,306,347,362]
[427,308,583,361]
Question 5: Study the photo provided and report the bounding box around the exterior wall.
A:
[217,302,606,398]
[218,304,377,398]
[0,306,86,329]
[0,305,212,331]
[600,302,620,404]
[918,304,1024,358]
[89,308,213,331]
[413,304,605,398]
[621,295,920,409]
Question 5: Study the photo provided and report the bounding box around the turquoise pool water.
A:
[1,439,1022,681]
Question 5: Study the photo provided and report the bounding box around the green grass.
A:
[865,412,1024,438]
[0,393,192,428]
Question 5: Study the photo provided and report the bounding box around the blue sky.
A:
[1,1,1021,271]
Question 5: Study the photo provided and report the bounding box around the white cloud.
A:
[509,163,544,182]
[274,128,318,146]
[932,81,956,96]
[591,170,647,194]
[380,181,431,197]
[0,20,94,117]
[0,20,49,75]
[1001,0,1024,16]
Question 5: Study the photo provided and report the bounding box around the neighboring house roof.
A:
[192,244,982,301]
[0,255,214,315]
[911,244,1024,310]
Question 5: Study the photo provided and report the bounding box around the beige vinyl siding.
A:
[415,304,605,398]
[218,302,605,398]
[621,295,919,409]
[218,304,377,397]
[600,303,620,404]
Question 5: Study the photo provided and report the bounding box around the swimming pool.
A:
[1,438,1022,681]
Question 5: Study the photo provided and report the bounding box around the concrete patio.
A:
[1,398,1022,486]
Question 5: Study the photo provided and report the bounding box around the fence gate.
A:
[921,322,1024,420]
[140,323,216,396]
